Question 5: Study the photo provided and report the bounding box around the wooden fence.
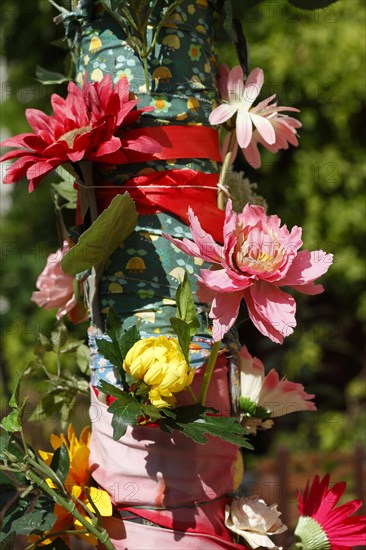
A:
[245,445,366,548]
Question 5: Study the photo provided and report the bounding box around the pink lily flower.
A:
[164,201,333,343]
[239,345,316,434]
[212,65,301,167]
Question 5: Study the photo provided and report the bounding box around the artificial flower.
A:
[225,495,287,548]
[31,240,88,324]
[0,75,161,191]
[212,64,301,166]
[34,425,112,546]
[164,201,333,343]
[123,336,194,408]
[238,345,316,434]
[294,474,366,550]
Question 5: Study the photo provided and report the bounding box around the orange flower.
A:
[33,425,112,546]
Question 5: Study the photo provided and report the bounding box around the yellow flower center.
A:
[58,125,92,148]
[235,230,284,274]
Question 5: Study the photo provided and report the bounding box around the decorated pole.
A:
[69,1,246,547]
[1,1,365,550]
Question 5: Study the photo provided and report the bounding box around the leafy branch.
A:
[0,382,114,549]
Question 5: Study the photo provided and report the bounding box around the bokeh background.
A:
[0,0,365,539]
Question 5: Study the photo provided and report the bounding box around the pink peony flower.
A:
[212,65,301,167]
[164,201,333,343]
[225,495,287,548]
[239,345,316,434]
[295,475,366,549]
[32,241,87,324]
[0,75,161,191]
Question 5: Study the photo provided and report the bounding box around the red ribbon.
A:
[120,125,222,163]
[76,169,225,243]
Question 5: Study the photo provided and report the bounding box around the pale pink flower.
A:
[213,65,301,167]
[242,115,302,169]
[239,345,316,434]
[32,241,87,324]
[225,495,287,548]
[164,201,333,343]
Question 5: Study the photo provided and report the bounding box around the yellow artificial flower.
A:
[123,336,195,408]
[32,424,112,546]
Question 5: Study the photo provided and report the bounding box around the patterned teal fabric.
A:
[70,1,240,409]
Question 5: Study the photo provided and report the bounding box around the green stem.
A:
[199,341,221,405]
[187,385,197,404]
[24,469,115,550]
[217,130,237,210]
[142,53,150,92]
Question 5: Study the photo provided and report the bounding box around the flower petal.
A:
[210,291,243,341]
[244,283,296,344]
[250,113,276,145]
[236,109,253,149]
[209,103,238,126]
[279,250,333,289]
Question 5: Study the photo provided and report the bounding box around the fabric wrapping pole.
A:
[76,169,226,242]
[69,1,244,547]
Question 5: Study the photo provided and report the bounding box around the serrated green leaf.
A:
[61,194,137,275]
[99,380,126,399]
[35,66,69,85]
[9,496,56,536]
[95,338,121,369]
[50,444,70,484]
[108,397,143,440]
[288,0,338,9]
[178,416,253,448]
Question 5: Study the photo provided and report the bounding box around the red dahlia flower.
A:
[0,75,160,191]
[294,474,366,549]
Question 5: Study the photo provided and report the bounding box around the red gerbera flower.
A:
[0,75,160,191]
[294,474,366,550]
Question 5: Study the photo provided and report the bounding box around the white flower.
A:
[239,345,316,434]
[225,495,287,549]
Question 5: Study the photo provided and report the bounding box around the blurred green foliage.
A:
[0,0,365,453]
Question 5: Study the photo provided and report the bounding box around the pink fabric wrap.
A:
[89,355,243,548]
[99,517,244,549]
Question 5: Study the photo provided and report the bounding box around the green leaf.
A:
[178,416,253,447]
[99,381,163,439]
[51,323,68,350]
[52,180,77,208]
[105,309,140,360]
[61,194,138,275]
[35,65,69,85]
[0,410,21,433]
[76,344,90,373]
[175,273,200,333]
[95,338,122,369]
[9,496,56,535]
[108,395,144,440]
[170,317,192,363]
[50,444,70,484]
[288,0,338,9]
